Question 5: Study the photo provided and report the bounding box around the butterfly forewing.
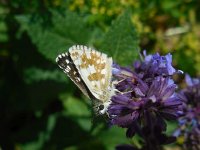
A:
[69,45,113,103]
[56,52,91,99]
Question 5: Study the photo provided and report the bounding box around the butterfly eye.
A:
[98,105,104,111]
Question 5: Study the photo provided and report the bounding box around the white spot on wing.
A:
[65,69,69,73]
[91,81,95,86]
[88,65,96,74]
[86,52,91,59]
[101,69,106,74]
[67,66,71,70]
[101,78,105,85]
[84,46,87,50]
[73,59,79,66]
[56,57,59,62]
[96,52,100,57]
[75,77,81,81]
[66,60,69,63]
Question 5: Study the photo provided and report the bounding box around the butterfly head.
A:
[99,101,111,115]
[93,99,111,115]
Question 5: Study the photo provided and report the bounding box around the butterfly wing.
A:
[56,52,92,99]
[68,45,113,103]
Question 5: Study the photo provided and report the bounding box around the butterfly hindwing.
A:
[56,52,91,99]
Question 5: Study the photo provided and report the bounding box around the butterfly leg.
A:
[112,79,131,95]
[112,79,126,85]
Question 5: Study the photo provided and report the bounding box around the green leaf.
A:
[16,10,92,61]
[16,114,57,150]
[166,121,178,135]
[24,67,67,83]
[61,94,92,131]
[100,10,139,65]
[0,20,8,42]
[61,95,91,117]
[97,126,130,150]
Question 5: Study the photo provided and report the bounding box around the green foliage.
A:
[16,9,139,65]
[97,126,130,150]
[16,10,92,62]
[101,10,139,65]
[0,6,8,43]
[24,67,67,83]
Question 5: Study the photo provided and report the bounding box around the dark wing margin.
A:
[56,52,91,99]
[56,50,104,115]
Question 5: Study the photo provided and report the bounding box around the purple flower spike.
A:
[108,77,182,137]
[134,52,178,83]
[111,51,182,149]
[174,75,200,150]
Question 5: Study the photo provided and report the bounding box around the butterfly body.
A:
[56,45,115,114]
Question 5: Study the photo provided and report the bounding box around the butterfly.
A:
[56,45,115,115]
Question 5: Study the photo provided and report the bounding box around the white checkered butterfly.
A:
[56,45,115,115]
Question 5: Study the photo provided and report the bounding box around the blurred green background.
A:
[0,0,199,150]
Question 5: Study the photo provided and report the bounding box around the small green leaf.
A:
[61,94,92,131]
[97,126,130,150]
[101,10,139,65]
[61,95,91,117]
[15,114,57,150]
[24,67,67,83]
[16,10,92,61]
